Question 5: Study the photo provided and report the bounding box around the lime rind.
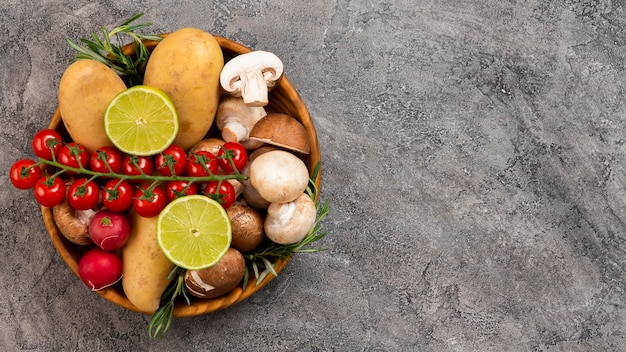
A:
[104,85,179,156]
[157,195,232,270]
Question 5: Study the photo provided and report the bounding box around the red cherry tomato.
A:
[9,159,42,190]
[57,142,89,171]
[90,147,123,174]
[204,180,236,209]
[133,185,167,218]
[186,151,219,177]
[165,180,198,202]
[218,142,248,173]
[102,179,134,212]
[68,178,100,210]
[34,175,66,207]
[122,155,154,180]
[155,144,187,176]
[32,129,62,161]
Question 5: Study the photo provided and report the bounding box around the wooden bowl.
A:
[41,35,321,317]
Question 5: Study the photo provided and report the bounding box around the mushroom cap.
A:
[188,137,225,155]
[241,146,278,209]
[249,150,310,204]
[184,248,246,299]
[227,203,265,252]
[264,194,317,245]
[249,113,310,154]
[53,199,94,245]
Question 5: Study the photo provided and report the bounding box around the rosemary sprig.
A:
[147,266,189,338]
[66,13,162,86]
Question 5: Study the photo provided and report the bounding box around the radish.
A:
[78,248,122,291]
[88,209,131,251]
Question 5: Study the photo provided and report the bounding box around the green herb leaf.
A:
[66,13,162,86]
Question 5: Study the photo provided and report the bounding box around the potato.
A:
[122,210,175,313]
[58,59,126,153]
[184,248,246,299]
[143,28,224,150]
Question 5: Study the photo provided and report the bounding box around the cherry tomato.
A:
[34,175,66,207]
[57,143,89,171]
[204,180,236,209]
[122,155,154,180]
[133,185,167,218]
[90,147,123,174]
[9,159,42,190]
[102,179,134,212]
[186,151,219,177]
[155,144,187,176]
[32,129,62,161]
[165,180,198,202]
[218,142,248,173]
[68,178,100,210]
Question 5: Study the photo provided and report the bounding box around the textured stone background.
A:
[2,0,626,351]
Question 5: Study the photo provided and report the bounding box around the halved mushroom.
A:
[215,96,267,147]
[249,113,310,154]
[219,51,284,107]
[249,150,309,204]
[265,194,317,245]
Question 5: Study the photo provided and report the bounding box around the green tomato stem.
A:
[36,157,247,184]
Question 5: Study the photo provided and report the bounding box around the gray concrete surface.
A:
[2,0,626,351]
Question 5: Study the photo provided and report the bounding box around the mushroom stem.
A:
[220,51,284,107]
[240,68,270,106]
[215,96,267,143]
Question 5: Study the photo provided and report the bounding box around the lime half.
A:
[104,85,179,156]
[157,195,232,270]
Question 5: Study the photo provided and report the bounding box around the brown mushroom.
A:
[227,203,265,252]
[188,137,225,155]
[53,199,95,245]
[184,248,246,299]
[249,113,310,154]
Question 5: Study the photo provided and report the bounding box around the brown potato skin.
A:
[184,248,245,299]
[58,59,126,153]
[143,28,224,150]
[121,210,175,313]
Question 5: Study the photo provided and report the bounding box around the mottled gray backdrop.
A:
[2,0,626,351]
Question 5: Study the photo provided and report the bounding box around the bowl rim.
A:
[41,34,321,317]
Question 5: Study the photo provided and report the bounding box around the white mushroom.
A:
[220,51,284,107]
[215,96,267,146]
[249,150,309,204]
[265,194,317,245]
